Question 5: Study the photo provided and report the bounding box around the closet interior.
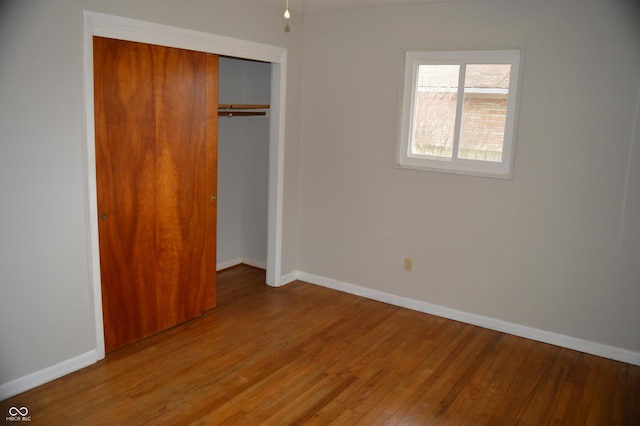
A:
[216,56,271,271]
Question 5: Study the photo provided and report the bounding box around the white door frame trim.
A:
[83,11,287,359]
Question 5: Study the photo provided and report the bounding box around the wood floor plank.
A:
[2,264,639,425]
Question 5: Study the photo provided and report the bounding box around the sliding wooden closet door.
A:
[94,38,158,351]
[153,44,218,329]
[94,37,217,353]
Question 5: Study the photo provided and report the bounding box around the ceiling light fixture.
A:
[284,0,291,19]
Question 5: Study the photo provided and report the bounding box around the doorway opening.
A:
[217,56,271,272]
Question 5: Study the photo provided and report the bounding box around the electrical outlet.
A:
[404,257,413,272]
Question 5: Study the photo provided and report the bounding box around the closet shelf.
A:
[218,104,270,117]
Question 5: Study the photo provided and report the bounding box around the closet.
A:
[94,37,218,353]
[94,46,268,353]
[217,57,271,270]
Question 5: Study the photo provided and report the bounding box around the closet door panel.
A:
[94,37,159,352]
[204,54,219,310]
[94,37,218,352]
[154,46,214,328]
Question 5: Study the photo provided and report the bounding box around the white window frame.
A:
[396,49,522,179]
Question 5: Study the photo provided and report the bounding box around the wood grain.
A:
[93,37,217,352]
[204,54,218,310]
[2,265,639,425]
[153,42,210,329]
[94,37,159,352]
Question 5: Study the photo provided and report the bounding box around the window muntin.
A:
[397,50,521,178]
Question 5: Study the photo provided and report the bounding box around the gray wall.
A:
[298,0,640,353]
[1,0,639,397]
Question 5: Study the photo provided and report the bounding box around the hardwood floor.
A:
[3,264,639,425]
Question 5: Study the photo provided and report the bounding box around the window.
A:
[396,50,521,178]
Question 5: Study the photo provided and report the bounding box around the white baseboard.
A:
[5,271,637,400]
[278,270,299,287]
[295,271,640,366]
[217,258,266,271]
[0,350,98,401]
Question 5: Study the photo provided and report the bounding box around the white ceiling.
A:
[260,0,463,13]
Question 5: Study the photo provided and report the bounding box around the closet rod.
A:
[218,104,270,118]
[218,111,267,117]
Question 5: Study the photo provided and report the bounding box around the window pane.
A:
[411,65,460,158]
[459,64,511,162]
